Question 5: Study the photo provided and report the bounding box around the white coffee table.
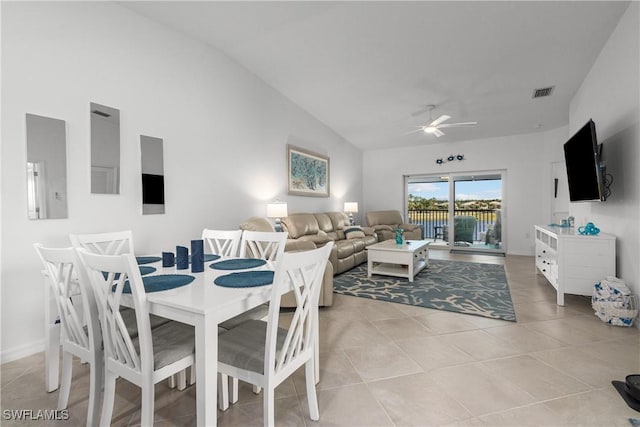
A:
[367,239,430,282]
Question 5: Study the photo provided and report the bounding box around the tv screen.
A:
[141,173,164,204]
[563,119,605,202]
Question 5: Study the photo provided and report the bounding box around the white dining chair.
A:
[69,230,134,256]
[240,230,288,263]
[34,244,103,427]
[77,249,196,427]
[217,242,333,427]
[202,228,242,257]
[69,230,192,389]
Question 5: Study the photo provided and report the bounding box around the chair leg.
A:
[230,377,239,404]
[253,384,262,394]
[305,359,319,421]
[218,374,229,411]
[86,356,103,427]
[263,386,275,427]
[140,377,155,427]
[100,371,117,427]
[57,352,73,410]
[168,375,176,389]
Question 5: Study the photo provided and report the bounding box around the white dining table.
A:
[145,257,274,426]
[43,255,275,427]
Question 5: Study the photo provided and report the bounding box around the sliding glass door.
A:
[405,171,505,254]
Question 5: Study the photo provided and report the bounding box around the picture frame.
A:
[287,144,330,197]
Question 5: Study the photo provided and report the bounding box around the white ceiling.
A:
[122,1,630,151]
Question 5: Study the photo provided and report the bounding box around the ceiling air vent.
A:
[91,110,111,118]
[532,86,555,99]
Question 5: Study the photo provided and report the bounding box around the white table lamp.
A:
[344,202,358,225]
[267,202,288,232]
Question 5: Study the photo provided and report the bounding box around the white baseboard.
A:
[1,339,45,364]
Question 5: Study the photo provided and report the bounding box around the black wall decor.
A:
[436,154,464,165]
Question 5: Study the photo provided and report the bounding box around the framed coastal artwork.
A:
[287,144,330,197]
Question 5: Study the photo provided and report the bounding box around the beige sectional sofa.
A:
[281,212,377,275]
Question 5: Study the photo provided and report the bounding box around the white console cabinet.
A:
[534,225,616,306]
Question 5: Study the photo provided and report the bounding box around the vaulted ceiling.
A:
[122,1,630,150]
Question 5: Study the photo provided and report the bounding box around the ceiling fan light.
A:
[424,126,436,134]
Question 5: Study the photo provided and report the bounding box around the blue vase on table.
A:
[395,228,404,245]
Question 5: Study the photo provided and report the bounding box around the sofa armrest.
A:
[285,240,316,252]
[362,226,376,236]
[400,223,421,232]
[371,224,394,232]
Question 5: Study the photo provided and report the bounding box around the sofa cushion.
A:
[335,240,357,258]
[344,226,365,240]
[314,213,335,233]
[239,217,275,232]
[366,210,404,227]
[282,213,319,239]
[298,234,333,246]
[327,212,350,231]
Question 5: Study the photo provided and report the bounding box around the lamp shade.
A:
[344,202,358,213]
[266,202,288,218]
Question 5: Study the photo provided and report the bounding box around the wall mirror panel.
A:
[90,102,120,194]
[26,113,68,220]
[140,135,165,214]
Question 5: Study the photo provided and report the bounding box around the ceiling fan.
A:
[411,105,477,137]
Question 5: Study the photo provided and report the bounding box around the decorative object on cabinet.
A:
[287,144,329,197]
[534,225,615,306]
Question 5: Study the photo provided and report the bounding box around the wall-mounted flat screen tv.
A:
[563,119,605,202]
[141,173,164,204]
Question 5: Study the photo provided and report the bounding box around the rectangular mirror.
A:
[140,135,165,214]
[26,113,68,220]
[90,102,120,194]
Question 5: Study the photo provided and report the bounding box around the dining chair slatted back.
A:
[239,230,287,262]
[69,230,134,256]
[80,251,146,372]
[77,249,195,426]
[217,242,333,427]
[33,244,102,426]
[202,229,242,257]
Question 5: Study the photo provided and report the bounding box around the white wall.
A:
[363,126,569,256]
[566,3,640,300]
[0,2,362,361]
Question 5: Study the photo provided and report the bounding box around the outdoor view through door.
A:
[406,172,504,253]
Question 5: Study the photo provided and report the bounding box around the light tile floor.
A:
[2,251,639,426]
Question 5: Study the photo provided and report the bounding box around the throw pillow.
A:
[344,226,365,239]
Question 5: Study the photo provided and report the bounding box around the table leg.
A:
[195,315,217,427]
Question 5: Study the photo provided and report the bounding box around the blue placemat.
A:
[139,266,156,276]
[190,254,221,263]
[114,274,195,294]
[214,271,274,288]
[136,256,162,265]
[209,258,267,270]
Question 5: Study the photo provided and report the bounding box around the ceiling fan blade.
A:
[438,121,478,128]
[429,114,451,127]
[405,127,426,135]
[433,128,445,137]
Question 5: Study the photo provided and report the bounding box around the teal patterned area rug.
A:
[333,259,516,321]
